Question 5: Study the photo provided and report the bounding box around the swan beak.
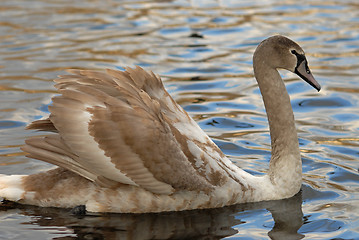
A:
[295,60,321,92]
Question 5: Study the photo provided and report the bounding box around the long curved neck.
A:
[253,60,302,195]
[255,64,300,156]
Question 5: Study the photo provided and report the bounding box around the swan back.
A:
[23,67,249,197]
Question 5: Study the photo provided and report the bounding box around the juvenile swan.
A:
[0,35,320,213]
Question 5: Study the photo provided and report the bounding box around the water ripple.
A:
[0,0,358,239]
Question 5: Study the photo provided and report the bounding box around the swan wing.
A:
[23,67,220,194]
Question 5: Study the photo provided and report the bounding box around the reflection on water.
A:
[0,0,359,239]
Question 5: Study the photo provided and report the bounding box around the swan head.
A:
[254,35,321,91]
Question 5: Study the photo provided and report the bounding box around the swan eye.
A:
[291,50,297,55]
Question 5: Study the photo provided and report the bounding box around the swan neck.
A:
[255,66,299,155]
[253,59,301,194]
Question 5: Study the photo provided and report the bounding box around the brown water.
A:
[0,0,358,239]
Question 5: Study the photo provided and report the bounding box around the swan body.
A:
[0,35,320,213]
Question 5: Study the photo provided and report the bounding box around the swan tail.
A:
[0,169,94,210]
[0,174,26,202]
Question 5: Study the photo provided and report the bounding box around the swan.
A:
[0,35,320,213]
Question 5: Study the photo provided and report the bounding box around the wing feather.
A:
[26,118,57,132]
[48,99,138,187]
[23,66,230,195]
[21,137,97,182]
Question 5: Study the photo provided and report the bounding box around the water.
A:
[0,0,358,239]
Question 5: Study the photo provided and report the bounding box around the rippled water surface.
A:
[0,0,359,239]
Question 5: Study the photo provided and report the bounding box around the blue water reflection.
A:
[0,121,26,129]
